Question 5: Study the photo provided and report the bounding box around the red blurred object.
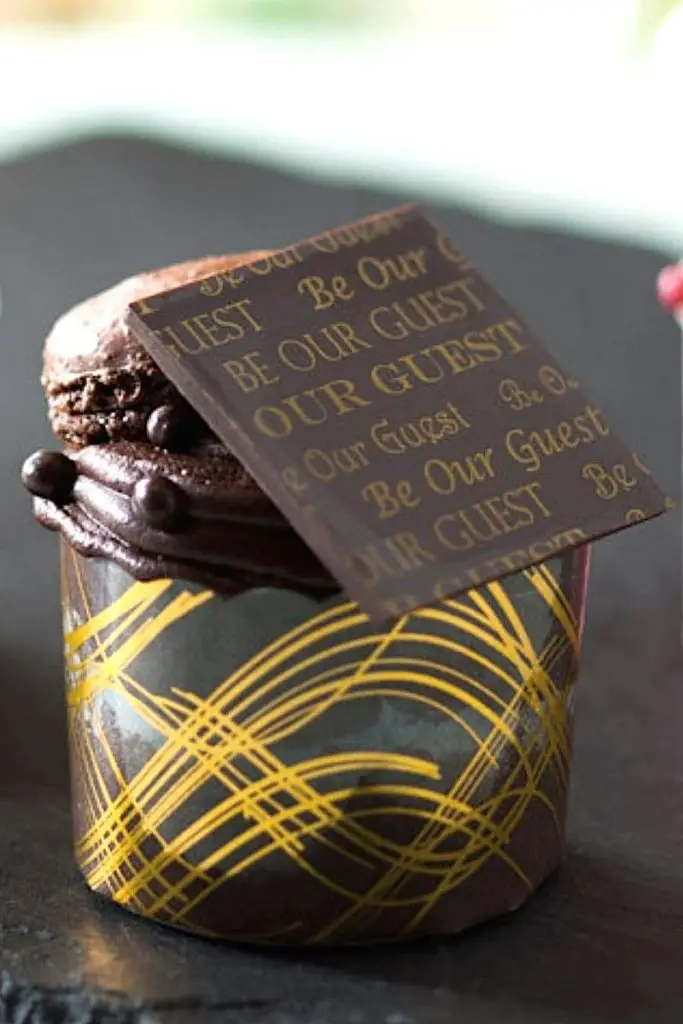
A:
[656,264,683,312]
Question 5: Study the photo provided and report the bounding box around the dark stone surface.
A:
[0,135,681,1022]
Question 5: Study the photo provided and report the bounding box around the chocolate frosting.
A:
[30,251,339,598]
[31,441,337,598]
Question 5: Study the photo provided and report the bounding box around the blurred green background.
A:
[1,0,681,251]
[0,0,680,42]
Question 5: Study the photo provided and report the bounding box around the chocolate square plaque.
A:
[125,205,668,621]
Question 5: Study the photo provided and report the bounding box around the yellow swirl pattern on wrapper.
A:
[62,543,583,944]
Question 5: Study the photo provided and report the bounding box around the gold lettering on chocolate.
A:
[433,482,551,553]
[181,315,214,353]
[424,449,496,494]
[351,530,436,583]
[498,376,544,411]
[435,232,472,269]
[274,247,305,269]
[154,325,196,359]
[356,249,429,291]
[312,232,342,254]
[297,275,355,312]
[367,280,487,342]
[303,442,369,482]
[247,258,275,276]
[505,405,609,473]
[370,361,416,395]
[277,323,372,373]
[124,207,667,624]
[361,479,422,520]
[397,350,449,385]
[368,322,525,397]
[176,299,264,355]
[199,269,244,297]
[199,251,305,295]
[538,364,578,396]
[582,461,639,500]
[222,299,263,333]
[133,298,155,317]
[483,317,525,354]
[253,405,293,439]
[321,378,372,416]
[222,351,280,393]
[418,283,471,324]
[249,249,303,275]
[368,299,433,339]
[199,275,226,298]
[311,211,403,255]
[451,276,487,313]
[370,402,471,456]
[392,530,437,567]
[368,306,411,341]
[253,379,371,438]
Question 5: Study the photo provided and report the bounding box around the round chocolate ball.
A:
[146,404,186,451]
[21,450,77,505]
[133,475,186,532]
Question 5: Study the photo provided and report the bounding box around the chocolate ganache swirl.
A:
[29,440,338,598]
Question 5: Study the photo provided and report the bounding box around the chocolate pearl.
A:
[133,475,187,532]
[21,450,77,505]
[146,404,186,451]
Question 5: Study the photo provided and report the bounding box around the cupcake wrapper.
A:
[61,539,590,946]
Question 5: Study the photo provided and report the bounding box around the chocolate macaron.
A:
[42,252,271,448]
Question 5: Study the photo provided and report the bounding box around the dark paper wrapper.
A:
[61,539,590,946]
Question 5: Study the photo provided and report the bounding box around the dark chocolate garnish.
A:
[125,204,668,623]
[146,404,186,450]
[21,450,77,506]
[31,440,337,596]
[132,475,187,533]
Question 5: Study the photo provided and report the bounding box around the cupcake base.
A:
[61,540,590,946]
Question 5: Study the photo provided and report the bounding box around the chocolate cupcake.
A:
[23,254,591,946]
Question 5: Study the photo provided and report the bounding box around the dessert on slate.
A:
[22,249,590,945]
